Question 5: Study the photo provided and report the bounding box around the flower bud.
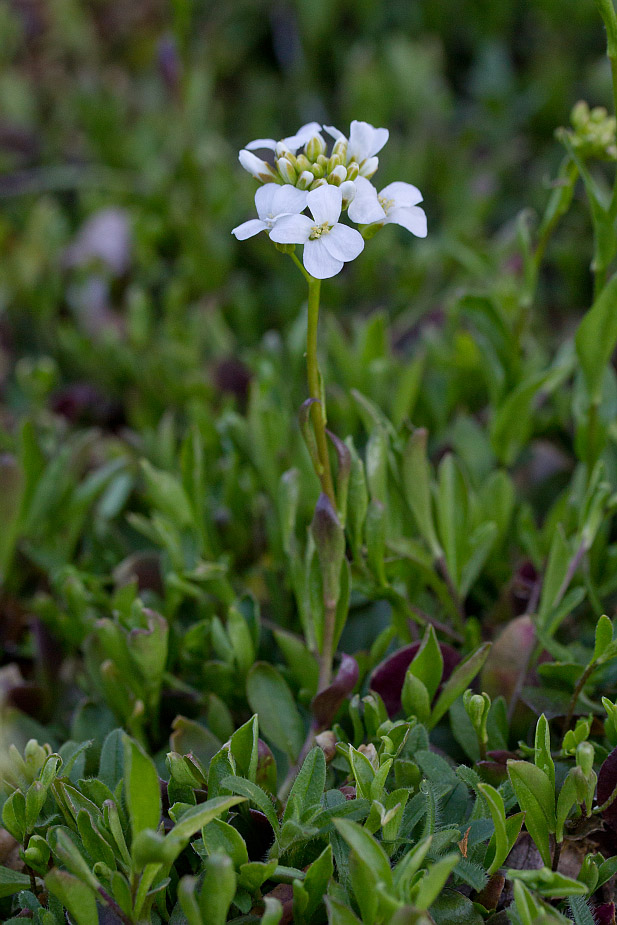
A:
[296,170,315,190]
[359,156,379,178]
[316,154,328,168]
[310,178,328,190]
[295,154,312,173]
[332,137,348,161]
[327,165,347,186]
[311,162,325,179]
[275,140,292,158]
[327,154,343,172]
[576,741,595,778]
[277,157,297,184]
[305,134,326,161]
[346,162,360,181]
[340,180,356,206]
[239,149,277,183]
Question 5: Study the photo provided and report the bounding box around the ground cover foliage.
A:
[6,0,617,922]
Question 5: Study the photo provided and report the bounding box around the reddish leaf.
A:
[311,654,359,731]
[369,641,460,716]
[598,747,617,829]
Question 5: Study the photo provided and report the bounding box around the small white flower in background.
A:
[269,185,364,279]
[238,149,278,183]
[348,177,427,237]
[232,185,308,240]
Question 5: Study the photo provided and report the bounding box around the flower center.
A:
[378,195,395,214]
[309,221,332,240]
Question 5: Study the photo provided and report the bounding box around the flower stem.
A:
[305,275,336,506]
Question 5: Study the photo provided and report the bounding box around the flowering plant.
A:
[232,120,427,694]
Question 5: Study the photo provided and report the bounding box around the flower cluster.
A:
[232,120,427,278]
[566,101,617,161]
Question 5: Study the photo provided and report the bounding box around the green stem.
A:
[305,275,336,506]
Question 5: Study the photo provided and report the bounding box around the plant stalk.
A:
[305,276,336,506]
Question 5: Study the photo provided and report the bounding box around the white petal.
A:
[348,120,389,162]
[245,138,277,151]
[307,185,342,224]
[379,181,423,207]
[323,124,346,142]
[255,184,279,218]
[322,223,364,262]
[303,239,344,279]
[283,121,323,150]
[271,185,308,215]
[268,213,313,244]
[232,219,269,240]
[347,177,386,224]
[386,205,428,237]
[239,150,274,181]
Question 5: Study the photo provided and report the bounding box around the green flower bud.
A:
[332,138,348,161]
[305,134,326,161]
[309,177,328,190]
[576,741,595,778]
[346,162,360,181]
[327,154,343,172]
[359,156,379,178]
[277,157,297,184]
[316,154,328,168]
[311,162,325,179]
[296,169,314,190]
[295,153,312,173]
[328,165,347,186]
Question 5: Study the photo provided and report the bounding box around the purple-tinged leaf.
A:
[598,747,617,828]
[370,642,460,716]
[311,654,359,731]
[595,903,616,925]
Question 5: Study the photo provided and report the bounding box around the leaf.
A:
[430,643,491,727]
[220,775,280,838]
[283,747,326,822]
[413,853,460,910]
[535,714,555,791]
[333,819,392,887]
[311,653,358,731]
[595,614,614,661]
[171,796,245,841]
[140,460,194,528]
[507,866,588,898]
[408,625,444,702]
[576,272,617,401]
[45,870,99,925]
[478,783,509,875]
[0,866,32,898]
[246,663,305,761]
[123,734,162,839]
[507,760,556,866]
[402,428,442,558]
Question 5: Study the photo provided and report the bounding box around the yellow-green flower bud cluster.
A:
[567,100,617,160]
[273,135,367,194]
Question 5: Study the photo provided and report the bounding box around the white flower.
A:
[244,121,323,154]
[232,185,308,240]
[269,185,364,279]
[348,177,427,236]
[323,120,389,165]
[238,149,277,183]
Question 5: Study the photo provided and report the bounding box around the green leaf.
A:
[576,272,617,401]
[228,715,259,782]
[140,460,194,528]
[535,714,555,791]
[171,796,245,841]
[507,760,556,866]
[202,818,249,867]
[334,818,392,887]
[413,853,460,910]
[0,865,32,898]
[402,429,442,559]
[408,625,444,701]
[45,869,99,925]
[199,853,237,925]
[594,614,614,661]
[246,662,305,761]
[123,735,162,840]
[430,643,491,728]
[283,747,326,822]
[507,866,588,898]
[478,783,509,875]
[220,775,280,838]
[401,672,432,725]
